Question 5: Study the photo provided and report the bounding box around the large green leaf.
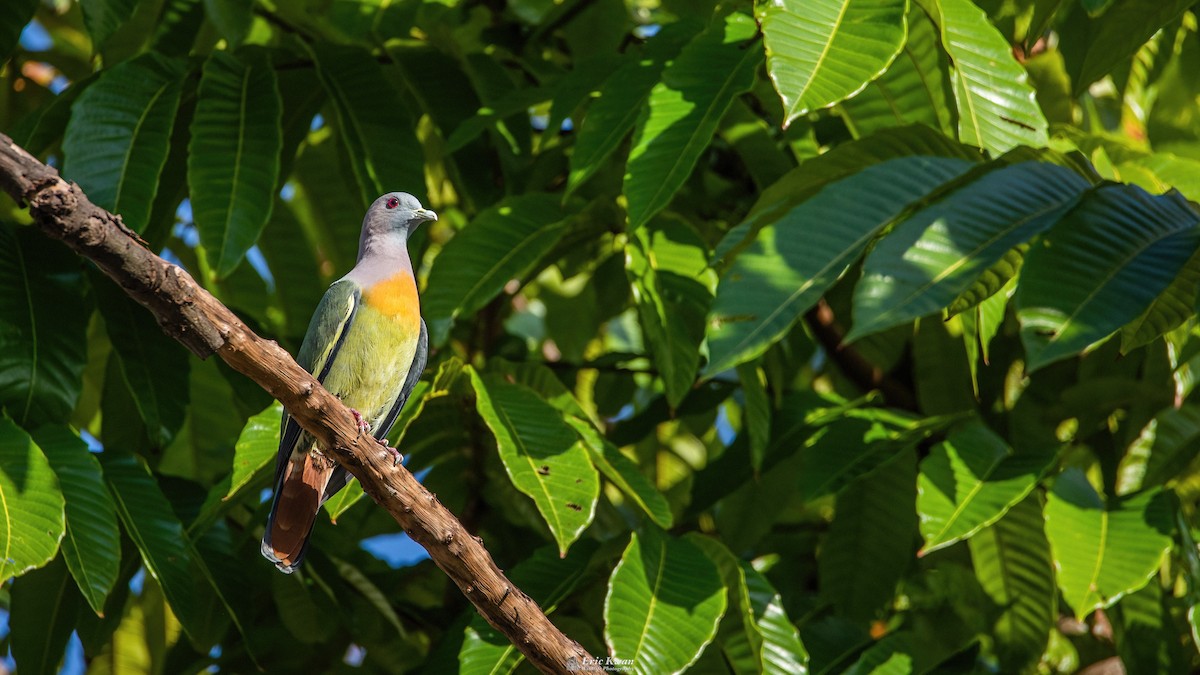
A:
[919,0,1048,153]
[224,402,281,501]
[848,161,1090,341]
[305,43,425,207]
[0,225,89,428]
[0,417,65,584]
[626,219,714,408]
[917,422,1054,553]
[623,12,762,229]
[9,554,80,675]
[33,427,120,616]
[458,541,598,675]
[1061,0,1197,96]
[62,53,185,234]
[1016,185,1200,370]
[706,156,973,374]
[1043,469,1173,619]
[189,49,283,278]
[566,23,699,196]
[423,194,574,345]
[819,450,917,623]
[0,0,37,62]
[93,278,190,448]
[1120,246,1200,352]
[566,417,673,529]
[467,369,599,555]
[1120,404,1200,493]
[760,0,908,126]
[605,528,726,674]
[839,6,953,138]
[968,494,1056,672]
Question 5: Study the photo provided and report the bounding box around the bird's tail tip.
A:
[260,536,302,574]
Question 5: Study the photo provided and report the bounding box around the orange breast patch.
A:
[362,272,420,324]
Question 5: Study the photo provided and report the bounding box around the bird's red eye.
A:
[385,197,400,209]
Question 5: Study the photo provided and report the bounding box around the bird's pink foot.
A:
[349,408,371,435]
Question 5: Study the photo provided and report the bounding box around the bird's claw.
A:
[349,408,371,435]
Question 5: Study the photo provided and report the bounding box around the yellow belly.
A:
[322,288,420,430]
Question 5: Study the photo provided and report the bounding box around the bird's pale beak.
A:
[415,208,438,222]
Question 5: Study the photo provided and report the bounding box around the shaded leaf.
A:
[760,0,907,125]
[1121,246,1200,352]
[1017,185,1200,370]
[0,416,65,584]
[605,528,726,673]
[0,0,38,63]
[80,0,139,47]
[62,53,186,234]
[10,554,80,675]
[189,49,283,278]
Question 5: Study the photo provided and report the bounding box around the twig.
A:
[804,299,919,412]
[0,134,601,675]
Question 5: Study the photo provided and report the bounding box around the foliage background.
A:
[2,0,1200,672]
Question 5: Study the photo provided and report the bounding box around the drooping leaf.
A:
[968,494,1056,673]
[737,363,771,473]
[1061,0,1196,96]
[62,53,186,234]
[1043,469,1173,619]
[80,0,139,48]
[189,49,283,278]
[819,450,918,623]
[605,528,726,674]
[760,0,908,126]
[458,541,599,675]
[848,161,1090,340]
[623,11,762,229]
[0,417,65,584]
[566,417,673,529]
[423,194,575,344]
[9,554,80,675]
[626,219,714,408]
[224,402,281,501]
[93,277,190,449]
[917,422,1054,554]
[1017,185,1200,371]
[305,42,425,208]
[707,156,973,373]
[1120,246,1200,352]
[34,426,120,616]
[839,7,953,137]
[0,225,89,428]
[468,369,599,554]
[919,0,1049,153]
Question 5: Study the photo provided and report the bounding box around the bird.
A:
[261,192,435,574]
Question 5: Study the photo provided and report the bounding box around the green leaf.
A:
[270,573,337,644]
[626,219,714,408]
[0,0,38,62]
[80,0,139,47]
[224,402,281,501]
[605,528,726,673]
[1043,469,1173,619]
[566,417,674,529]
[917,422,1054,554]
[819,450,917,623]
[839,6,954,138]
[707,156,973,373]
[306,42,425,207]
[189,49,283,278]
[0,225,89,428]
[1122,405,1200,493]
[624,12,762,229]
[849,162,1090,341]
[1017,186,1200,371]
[33,427,120,616]
[93,277,190,448]
[203,0,253,45]
[567,22,700,196]
[760,0,908,126]
[423,194,575,344]
[467,369,599,554]
[10,554,80,675]
[1062,0,1196,96]
[458,541,598,675]
[968,494,1055,672]
[0,416,65,583]
[1120,246,1200,352]
[920,0,1049,153]
[62,53,186,234]
[736,364,771,473]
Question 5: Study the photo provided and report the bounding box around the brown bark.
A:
[0,134,601,675]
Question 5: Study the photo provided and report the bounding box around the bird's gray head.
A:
[357,192,437,260]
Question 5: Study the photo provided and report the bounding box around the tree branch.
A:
[0,134,601,675]
[804,299,919,412]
